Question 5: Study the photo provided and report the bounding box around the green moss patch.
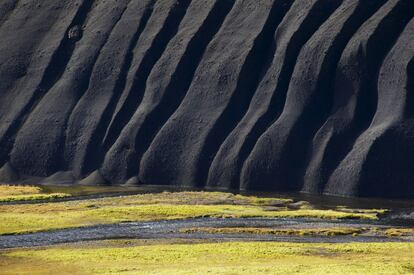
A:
[0,191,383,235]
[180,227,366,236]
[1,241,414,274]
[0,185,70,203]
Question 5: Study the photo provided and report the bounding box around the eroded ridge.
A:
[0,0,413,198]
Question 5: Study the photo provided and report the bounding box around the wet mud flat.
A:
[1,217,414,249]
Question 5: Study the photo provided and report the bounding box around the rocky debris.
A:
[68,25,82,41]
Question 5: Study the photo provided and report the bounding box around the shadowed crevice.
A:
[208,0,343,190]
[128,0,236,177]
[308,0,414,193]
[70,0,157,176]
[101,0,193,152]
[0,0,95,166]
[194,0,294,187]
[272,0,386,192]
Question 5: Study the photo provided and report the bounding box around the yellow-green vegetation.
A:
[0,185,43,196]
[1,241,414,274]
[40,184,151,196]
[0,191,383,235]
[335,206,389,215]
[180,226,414,238]
[0,185,70,202]
[385,228,414,237]
[180,227,366,236]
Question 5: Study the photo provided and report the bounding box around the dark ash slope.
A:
[0,0,413,198]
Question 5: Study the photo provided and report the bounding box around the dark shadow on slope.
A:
[223,0,343,190]
[404,57,414,119]
[0,0,95,167]
[75,0,156,175]
[101,0,192,153]
[124,0,237,179]
[194,0,294,187]
[313,0,414,193]
[272,0,386,192]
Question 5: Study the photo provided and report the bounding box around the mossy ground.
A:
[385,228,414,237]
[179,227,366,236]
[179,226,414,238]
[0,185,412,274]
[0,187,384,235]
[1,240,414,274]
[0,185,70,202]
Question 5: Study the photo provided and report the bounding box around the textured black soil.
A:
[0,0,414,197]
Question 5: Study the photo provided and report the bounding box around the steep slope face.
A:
[0,0,413,198]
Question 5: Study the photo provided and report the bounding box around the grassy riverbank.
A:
[1,185,413,274]
[2,240,414,274]
[0,185,70,202]
[0,185,385,235]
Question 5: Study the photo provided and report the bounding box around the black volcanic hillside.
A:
[0,0,413,198]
